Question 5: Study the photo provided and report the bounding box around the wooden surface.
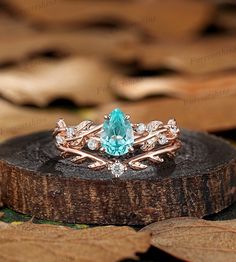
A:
[0,130,236,225]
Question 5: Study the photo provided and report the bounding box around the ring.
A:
[53,108,181,177]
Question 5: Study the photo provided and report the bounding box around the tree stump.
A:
[0,129,236,225]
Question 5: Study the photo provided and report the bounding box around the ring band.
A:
[53,108,181,177]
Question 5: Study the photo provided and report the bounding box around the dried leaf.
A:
[112,72,236,100]
[0,222,151,262]
[0,221,9,229]
[0,99,87,141]
[0,57,114,106]
[4,0,213,39]
[0,19,137,65]
[217,9,236,32]
[141,217,236,262]
[133,36,236,74]
[96,94,236,132]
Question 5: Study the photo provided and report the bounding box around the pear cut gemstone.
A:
[101,108,134,156]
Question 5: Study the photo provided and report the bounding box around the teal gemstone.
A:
[101,108,134,156]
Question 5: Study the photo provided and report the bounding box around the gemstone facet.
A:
[101,108,134,156]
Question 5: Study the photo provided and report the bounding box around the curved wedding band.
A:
[53,108,181,177]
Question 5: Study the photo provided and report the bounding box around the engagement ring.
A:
[53,108,181,177]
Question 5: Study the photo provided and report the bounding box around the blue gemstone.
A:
[101,108,134,156]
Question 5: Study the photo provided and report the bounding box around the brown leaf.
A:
[0,99,91,141]
[217,8,236,32]
[133,36,236,74]
[141,217,236,262]
[0,221,9,229]
[0,15,137,65]
[0,57,114,106]
[0,222,150,262]
[96,94,236,132]
[4,0,213,39]
[112,72,236,100]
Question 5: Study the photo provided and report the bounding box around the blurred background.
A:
[0,0,235,144]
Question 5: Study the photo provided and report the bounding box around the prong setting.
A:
[128,147,134,153]
[100,147,106,153]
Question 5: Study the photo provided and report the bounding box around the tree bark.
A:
[0,130,236,225]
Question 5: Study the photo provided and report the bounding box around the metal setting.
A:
[53,111,181,177]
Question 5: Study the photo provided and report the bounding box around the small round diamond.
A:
[135,123,146,134]
[66,127,74,138]
[87,138,99,150]
[147,121,163,132]
[56,135,65,145]
[110,162,125,177]
[158,134,168,145]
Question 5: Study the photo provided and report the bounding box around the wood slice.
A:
[0,130,236,225]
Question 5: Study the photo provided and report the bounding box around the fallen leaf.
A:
[96,94,236,132]
[141,217,236,262]
[0,212,4,218]
[0,10,235,76]
[4,0,214,39]
[0,57,115,106]
[11,221,24,225]
[0,15,137,65]
[0,99,92,141]
[0,221,9,229]
[217,8,236,32]
[133,36,236,74]
[0,222,151,262]
[112,72,236,100]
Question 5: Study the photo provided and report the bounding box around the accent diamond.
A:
[158,134,168,145]
[110,161,125,177]
[87,138,99,150]
[135,123,146,134]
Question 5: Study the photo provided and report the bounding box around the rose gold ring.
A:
[53,108,181,177]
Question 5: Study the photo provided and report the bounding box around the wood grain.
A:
[0,130,236,225]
